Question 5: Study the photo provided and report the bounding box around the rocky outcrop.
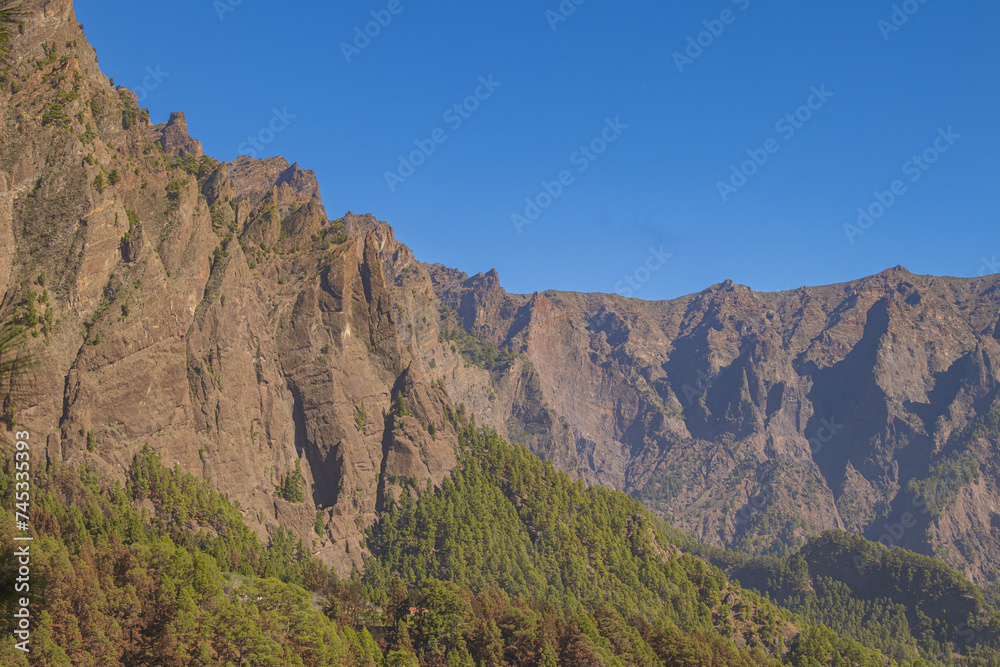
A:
[148,111,204,158]
[225,156,322,212]
[0,0,460,575]
[425,265,1000,583]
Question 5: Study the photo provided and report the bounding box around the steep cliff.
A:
[0,0,458,574]
[333,210,1000,584]
[421,264,1000,583]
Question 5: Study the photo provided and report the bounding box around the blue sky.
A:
[76,0,1000,300]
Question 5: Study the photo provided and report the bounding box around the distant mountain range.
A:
[354,215,1000,587]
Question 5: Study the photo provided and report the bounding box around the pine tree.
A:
[0,1,23,62]
[0,316,34,429]
[281,459,306,503]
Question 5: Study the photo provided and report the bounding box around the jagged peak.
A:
[223,155,321,214]
[149,111,204,158]
[342,212,399,259]
[464,267,504,293]
[699,278,752,297]
[880,264,912,276]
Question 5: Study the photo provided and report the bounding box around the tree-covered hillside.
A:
[667,526,1000,665]
[1,358,996,665]
[0,423,896,666]
[365,418,1000,667]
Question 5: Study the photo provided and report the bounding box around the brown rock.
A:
[149,112,204,158]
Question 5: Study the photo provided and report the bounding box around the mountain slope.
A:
[0,0,459,575]
[399,260,1000,584]
[1,423,904,667]
[2,0,998,634]
[329,213,1000,584]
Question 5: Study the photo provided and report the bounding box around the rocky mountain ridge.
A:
[2,0,998,589]
[410,260,1000,584]
[1,0,462,574]
[335,209,1000,585]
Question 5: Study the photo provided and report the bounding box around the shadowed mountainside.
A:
[346,212,1000,584]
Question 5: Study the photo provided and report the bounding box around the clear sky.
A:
[76,0,1000,301]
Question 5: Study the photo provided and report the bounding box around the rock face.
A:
[417,265,1000,584]
[3,0,999,587]
[148,112,203,158]
[340,215,1000,585]
[0,0,459,574]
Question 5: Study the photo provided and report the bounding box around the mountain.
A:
[1,0,999,664]
[1,0,467,576]
[8,415,948,666]
[6,0,1000,588]
[387,248,1000,585]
